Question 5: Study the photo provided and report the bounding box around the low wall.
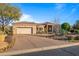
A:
[33,34,55,38]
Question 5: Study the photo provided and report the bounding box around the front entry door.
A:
[48,25,52,33]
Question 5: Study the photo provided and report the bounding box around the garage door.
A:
[16,27,32,34]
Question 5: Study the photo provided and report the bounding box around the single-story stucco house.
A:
[13,22,60,35]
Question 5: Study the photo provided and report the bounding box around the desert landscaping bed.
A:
[34,34,79,43]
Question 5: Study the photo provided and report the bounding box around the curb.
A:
[0,42,79,56]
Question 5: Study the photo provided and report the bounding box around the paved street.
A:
[16,45,79,56]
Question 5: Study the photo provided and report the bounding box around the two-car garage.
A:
[13,22,37,35]
[16,27,32,34]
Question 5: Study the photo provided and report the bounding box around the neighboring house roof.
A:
[42,22,54,25]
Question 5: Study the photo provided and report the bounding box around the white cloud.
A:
[19,14,34,22]
[19,14,46,23]
[19,13,46,23]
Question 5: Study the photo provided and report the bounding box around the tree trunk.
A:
[0,10,5,33]
[2,25,5,33]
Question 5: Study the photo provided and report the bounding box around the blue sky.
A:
[12,3,79,25]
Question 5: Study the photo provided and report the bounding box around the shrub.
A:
[75,29,79,34]
[67,36,75,42]
[60,29,68,35]
[75,36,79,40]
[67,35,79,42]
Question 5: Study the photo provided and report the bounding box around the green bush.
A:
[75,36,79,40]
[67,36,79,42]
[60,29,68,35]
[75,29,79,34]
[67,37,75,42]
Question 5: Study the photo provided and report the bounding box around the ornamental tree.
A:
[0,4,21,33]
[61,22,71,31]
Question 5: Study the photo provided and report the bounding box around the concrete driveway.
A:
[8,35,71,51]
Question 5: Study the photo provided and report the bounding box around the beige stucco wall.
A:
[13,24,37,35]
